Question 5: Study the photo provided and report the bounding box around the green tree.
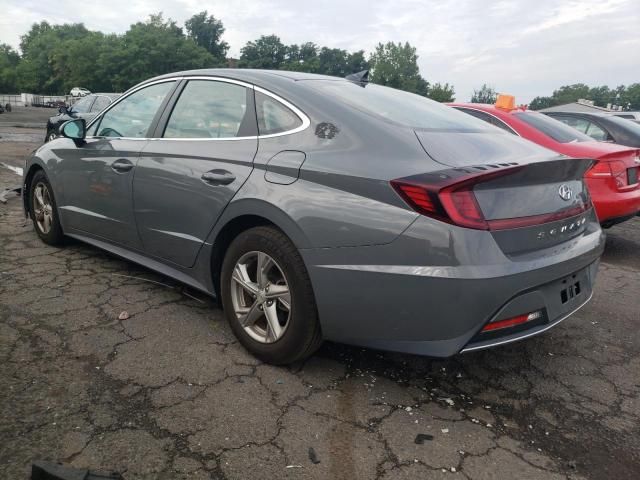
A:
[470,84,497,104]
[550,83,590,105]
[284,42,319,72]
[17,21,91,93]
[185,11,229,61]
[0,44,20,92]
[427,82,455,102]
[528,96,556,110]
[239,35,287,69]
[109,13,214,91]
[368,42,428,95]
[621,83,640,110]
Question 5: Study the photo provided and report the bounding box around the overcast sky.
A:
[1,0,638,102]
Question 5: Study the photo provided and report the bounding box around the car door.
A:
[57,80,177,248]
[133,78,258,267]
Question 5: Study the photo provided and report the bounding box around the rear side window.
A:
[514,112,593,143]
[164,80,251,138]
[90,96,111,113]
[307,81,490,131]
[585,122,610,141]
[255,91,302,135]
[555,116,590,134]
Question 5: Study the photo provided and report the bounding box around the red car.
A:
[450,97,640,227]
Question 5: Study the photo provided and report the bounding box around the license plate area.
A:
[628,167,638,185]
[560,277,581,304]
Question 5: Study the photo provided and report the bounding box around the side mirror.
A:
[60,118,86,140]
[58,105,68,114]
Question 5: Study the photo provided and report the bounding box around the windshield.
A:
[306,81,492,131]
[71,95,93,113]
[514,111,593,143]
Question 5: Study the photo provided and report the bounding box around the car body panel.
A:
[54,137,147,248]
[22,69,606,358]
[134,138,259,267]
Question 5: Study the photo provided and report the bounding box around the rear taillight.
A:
[391,167,590,231]
[586,160,630,188]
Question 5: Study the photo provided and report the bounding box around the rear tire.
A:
[28,170,65,246]
[220,226,322,364]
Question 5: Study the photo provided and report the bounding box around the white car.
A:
[70,87,91,97]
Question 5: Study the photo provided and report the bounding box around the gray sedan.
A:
[22,69,604,364]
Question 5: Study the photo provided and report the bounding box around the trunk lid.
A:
[399,130,597,254]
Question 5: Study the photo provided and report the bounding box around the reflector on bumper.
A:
[481,310,543,332]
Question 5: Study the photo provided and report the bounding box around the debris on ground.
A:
[0,185,21,203]
[118,311,130,320]
[308,446,321,464]
[414,433,434,444]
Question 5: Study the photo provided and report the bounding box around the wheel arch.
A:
[22,163,46,217]
[207,199,312,297]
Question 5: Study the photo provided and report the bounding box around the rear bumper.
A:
[302,213,604,358]
[588,177,640,224]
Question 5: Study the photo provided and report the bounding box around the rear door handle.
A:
[111,159,134,173]
[201,170,235,186]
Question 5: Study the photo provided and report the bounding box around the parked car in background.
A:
[23,70,604,364]
[451,97,640,228]
[544,111,640,148]
[70,87,91,97]
[45,99,66,109]
[610,111,640,123]
[45,93,120,142]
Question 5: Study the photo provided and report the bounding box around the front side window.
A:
[71,95,93,113]
[514,112,593,143]
[164,80,250,138]
[95,81,174,138]
[255,91,303,135]
[90,96,111,113]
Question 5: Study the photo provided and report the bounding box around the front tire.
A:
[220,226,322,364]
[28,170,65,246]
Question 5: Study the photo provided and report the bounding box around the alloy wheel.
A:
[230,251,291,343]
[33,182,54,234]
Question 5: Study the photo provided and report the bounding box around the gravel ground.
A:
[1,115,639,479]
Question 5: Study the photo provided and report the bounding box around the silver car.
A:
[22,69,604,364]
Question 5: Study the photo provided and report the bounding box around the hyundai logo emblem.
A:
[558,184,572,201]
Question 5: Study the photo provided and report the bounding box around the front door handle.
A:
[111,159,134,173]
[201,170,235,186]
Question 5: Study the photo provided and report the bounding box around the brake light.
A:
[391,167,590,231]
[481,311,543,332]
[586,160,628,188]
[585,161,612,178]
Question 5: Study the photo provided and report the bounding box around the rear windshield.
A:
[306,81,492,131]
[514,111,593,143]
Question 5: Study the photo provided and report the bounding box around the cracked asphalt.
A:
[1,108,639,479]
